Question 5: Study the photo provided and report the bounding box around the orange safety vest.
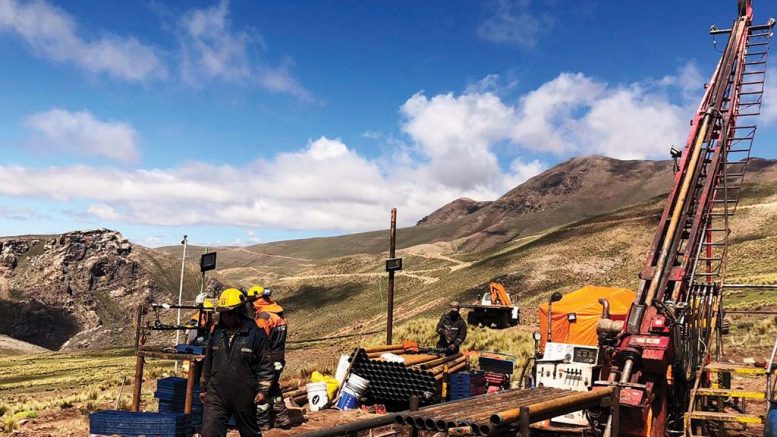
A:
[253,299,287,362]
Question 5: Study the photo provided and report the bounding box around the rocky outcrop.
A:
[416,198,492,226]
[0,229,221,350]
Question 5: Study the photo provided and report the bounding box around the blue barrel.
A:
[766,401,777,437]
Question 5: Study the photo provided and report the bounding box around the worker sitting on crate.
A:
[248,286,291,430]
[200,288,275,437]
[436,301,467,355]
[185,297,215,346]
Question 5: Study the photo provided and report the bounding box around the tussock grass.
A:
[366,318,533,365]
[0,348,179,426]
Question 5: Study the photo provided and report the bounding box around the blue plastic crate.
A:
[89,411,191,437]
[175,344,206,355]
[449,371,486,401]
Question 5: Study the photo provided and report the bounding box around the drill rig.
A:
[596,1,774,436]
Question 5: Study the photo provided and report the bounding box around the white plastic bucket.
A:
[334,355,350,384]
[346,374,369,395]
[306,382,329,412]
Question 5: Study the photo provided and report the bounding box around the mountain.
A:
[7,156,777,350]
[164,156,677,266]
[154,156,777,344]
[0,229,222,350]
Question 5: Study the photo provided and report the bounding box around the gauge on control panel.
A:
[572,347,597,364]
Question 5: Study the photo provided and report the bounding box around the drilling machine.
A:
[596,1,774,436]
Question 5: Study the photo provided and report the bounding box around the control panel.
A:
[535,343,600,426]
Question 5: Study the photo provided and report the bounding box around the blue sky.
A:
[0,0,776,247]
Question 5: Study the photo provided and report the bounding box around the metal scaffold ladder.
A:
[684,20,774,436]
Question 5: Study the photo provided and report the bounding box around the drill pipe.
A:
[434,363,468,381]
[430,356,468,375]
[283,387,307,398]
[400,354,440,366]
[490,386,614,426]
[416,353,464,369]
[448,426,475,436]
[394,390,518,426]
[361,344,405,354]
[442,390,568,433]
[426,389,564,425]
[411,395,562,434]
[398,388,567,423]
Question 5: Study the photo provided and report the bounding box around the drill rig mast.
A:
[601,1,774,436]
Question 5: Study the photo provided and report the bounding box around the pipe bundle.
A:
[394,387,570,435]
[349,347,469,406]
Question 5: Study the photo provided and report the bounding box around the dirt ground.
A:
[4,407,408,437]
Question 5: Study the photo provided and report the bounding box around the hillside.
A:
[155,156,777,343]
[0,230,222,351]
[416,197,492,225]
[159,156,679,278]
[7,156,777,349]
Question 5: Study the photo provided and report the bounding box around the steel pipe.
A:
[490,387,614,425]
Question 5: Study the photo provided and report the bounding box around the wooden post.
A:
[519,406,530,437]
[386,208,397,345]
[184,360,196,414]
[131,356,144,412]
[134,304,143,351]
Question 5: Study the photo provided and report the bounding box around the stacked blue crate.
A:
[89,410,190,437]
[449,371,487,401]
[155,377,203,433]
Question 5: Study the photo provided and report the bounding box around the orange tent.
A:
[538,285,635,349]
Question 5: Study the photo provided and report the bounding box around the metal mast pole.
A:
[386,209,397,345]
[175,235,188,349]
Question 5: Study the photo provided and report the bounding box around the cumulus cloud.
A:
[0,63,714,233]
[477,0,553,49]
[403,67,695,163]
[0,132,543,231]
[0,0,165,82]
[24,109,140,162]
[178,0,310,99]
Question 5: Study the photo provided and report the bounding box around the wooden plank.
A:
[687,411,764,424]
[695,387,765,399]
[705,362,770,375]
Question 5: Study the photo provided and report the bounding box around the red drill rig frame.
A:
[599,1,775,436]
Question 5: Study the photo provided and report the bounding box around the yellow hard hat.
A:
[202,299,215,312]
[246,285,264,300]
[216,288,247,312]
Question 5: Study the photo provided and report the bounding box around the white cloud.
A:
[401,92,518,190]
[178,0,310,99]
[0,64,709,233]
[477,0,553,49]
[761,67,777,124]
[87,204,121,221]
[0,0,165,82]
[24,109,140,162]
[464,73,519,95]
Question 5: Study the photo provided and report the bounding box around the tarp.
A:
[538,285,635,349]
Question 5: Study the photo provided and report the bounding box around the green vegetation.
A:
[0,348,178,433]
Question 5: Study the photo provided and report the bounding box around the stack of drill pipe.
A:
[393,387,572,435]
[283,385,308,406]
[349,348,464,405]
[363,344,406,359]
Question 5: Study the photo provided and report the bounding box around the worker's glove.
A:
[161,303,171,310]
[198,392,207,403]
[255,392,267,405]
[274,361,283,371]
[447,344,456,351]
